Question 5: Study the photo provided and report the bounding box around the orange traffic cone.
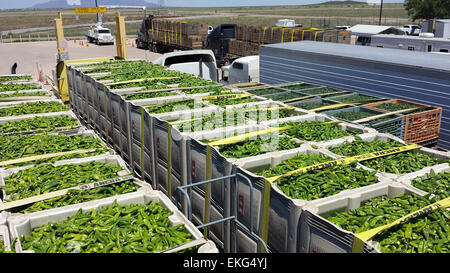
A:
[86,42,89,47]
[132,42,135,47]
[45,78,49,85]
[74,40,76,43]
[38,71,43,82]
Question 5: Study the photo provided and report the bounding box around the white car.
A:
[87,25,114,45]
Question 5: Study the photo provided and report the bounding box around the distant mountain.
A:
[31,0,161,9]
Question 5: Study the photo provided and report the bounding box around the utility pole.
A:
[378,0,384,25]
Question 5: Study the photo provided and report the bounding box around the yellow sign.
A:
[75,7,107,14]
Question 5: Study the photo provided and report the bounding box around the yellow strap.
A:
[302,30,305,40]
[291,29,295,42]
[243,106,296,112]
[310,98,385,112]
[207,126,293,147]
[265,144,421,183]
[281,28,285,43]
[352,196,450,253]
[201,93,253,100]
[282,95,316,103]
[262,27,267,45]
[0,148,98,166]
[260,179,271,253]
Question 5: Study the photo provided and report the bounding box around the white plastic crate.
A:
[298,183,426,253]
[321,133,450,180]
[8,189,218,253]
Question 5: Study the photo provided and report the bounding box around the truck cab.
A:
[153,50,218,82]
[87,25,114,45]
[220,56,260,85]
[205,24,237,67]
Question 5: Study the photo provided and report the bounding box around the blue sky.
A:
[0,0,404,10]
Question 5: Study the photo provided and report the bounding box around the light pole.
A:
[378,0,384,25]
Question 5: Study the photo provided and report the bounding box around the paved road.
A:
[0,40,161,81]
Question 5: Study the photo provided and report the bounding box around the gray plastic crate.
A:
[323,106,404,138]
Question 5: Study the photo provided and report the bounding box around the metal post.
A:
[378,0,384,26]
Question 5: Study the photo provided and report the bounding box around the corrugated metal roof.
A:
[261,41,450,71]
[348,24,404,35]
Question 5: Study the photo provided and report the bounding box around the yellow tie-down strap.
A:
[352,196,450,253]
[265,143,422,183]
[106,77,179,86]
[243,106,296,112]
[207,126,293,147]
[0,148,98,167]
[207,120,341,147]
[310,98,385,112]
[201,93,253,100]
[0,174,134,211]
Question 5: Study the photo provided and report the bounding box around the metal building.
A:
[370,34,450,53]
[259,41,450,150]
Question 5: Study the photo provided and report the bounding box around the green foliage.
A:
[404,0,450,21]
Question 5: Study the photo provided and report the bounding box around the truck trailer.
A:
[259,41,450,150]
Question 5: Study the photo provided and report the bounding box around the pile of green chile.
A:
[109,74,217,90]
[279,121,356,142]
[0,242,13,253]
[241,107,304,123]
[0,101,69,117]
[176,111,249,133]
[247,88,285,96]
[0,91,49,98]
[206,94,260,107]
[331,110,395,125]
[327,194,449,253]
[263,92,303,101]
[330,93,380,103]
[281,83,318,90]
[275,162,379,200]
[3,161,124,201]
[328,137,442,174]
[0,134,107,167]
[374,102,429,114]
[0,115,79,134]
[303,88,341,96]
[19,201,194,253]
[124,91,178,100]
[255,153,332,178]
[0,82,38,92]
[181,86,229,95]
[292,101,335,110]
[144,99,206,114]
[217,133,301,159]
[0,75,32,82]
[411,170,450,200]
[2,162,139,214]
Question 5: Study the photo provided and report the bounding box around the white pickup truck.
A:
[87,25,114,45]
[399,24,421,35]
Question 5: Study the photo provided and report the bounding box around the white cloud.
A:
[66,0,81,5]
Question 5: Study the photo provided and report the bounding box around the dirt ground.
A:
[0,39,161,82]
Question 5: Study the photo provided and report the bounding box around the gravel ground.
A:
[0,39,162,81]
